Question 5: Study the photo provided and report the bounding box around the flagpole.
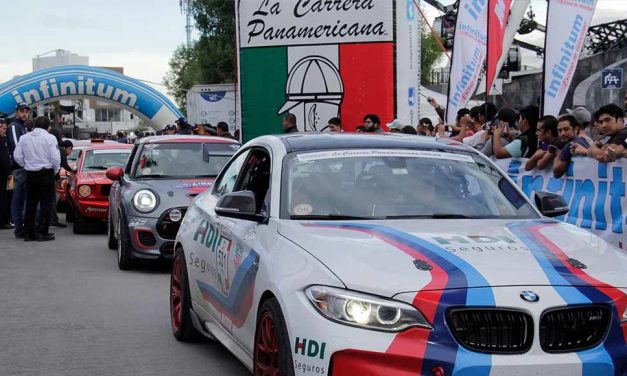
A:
[541,0,551,115]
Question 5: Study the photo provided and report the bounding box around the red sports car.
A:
[66,143,133,234]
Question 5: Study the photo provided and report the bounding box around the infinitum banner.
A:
[542,0,597,116]
[445,0,488,124]
[495,157,627,250]
[236,0,421,141]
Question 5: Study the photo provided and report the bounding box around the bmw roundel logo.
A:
[520,290,539,303]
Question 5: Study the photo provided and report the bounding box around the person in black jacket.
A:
[8,102,30,237]
[48,129,75,228]
[0,118,12,229]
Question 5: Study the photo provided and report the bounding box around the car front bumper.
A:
[126,214,182,260]
[284,286,626,376]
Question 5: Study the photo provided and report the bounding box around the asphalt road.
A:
[0,215,250,376]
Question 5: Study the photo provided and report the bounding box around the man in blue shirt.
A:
[7,102,30,238]
[14,116,60,242]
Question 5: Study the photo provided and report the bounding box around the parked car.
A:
[66,143,133,233]
[106,135,240,270]
[170,133,627,375]
[57,139,116,211]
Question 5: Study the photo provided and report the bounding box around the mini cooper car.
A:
[170,133,627,375]
[106,135,240,270]
[66,143,133,234]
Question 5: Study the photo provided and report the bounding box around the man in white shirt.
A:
[13,117,60,241]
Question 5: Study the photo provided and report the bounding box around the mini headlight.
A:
[133,189,157,213]
[622,306,627,323]
[169,209,182,222]
[78,185,92,198]
[306,285,431,332]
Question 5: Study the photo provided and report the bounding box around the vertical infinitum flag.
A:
[486,0,512,95]
[445,0,489,124]
[542,0,597,116]
[236,0,420,142]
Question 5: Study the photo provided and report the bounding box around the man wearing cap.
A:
[13,117,60,242]
[176,117,194,135]
[492,105,539,159]
[8,103,30,237]
[163,124,177,135]
[566,106,601,141]
[216,122,235,139]
[0,118,12,229]
[386,119,403,133]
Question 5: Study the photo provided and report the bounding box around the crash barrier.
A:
[0,65,182,126]
[493,158,626,250]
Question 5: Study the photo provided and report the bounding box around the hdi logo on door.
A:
[294,337,327,360]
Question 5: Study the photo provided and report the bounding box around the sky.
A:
[0,0,625,101]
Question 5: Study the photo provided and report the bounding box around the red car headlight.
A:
[78,185,92,198]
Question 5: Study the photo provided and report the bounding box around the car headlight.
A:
[305,285,431,332]
[78,185,92,198]
[133,189,157,213]
[622,306,627,324]
[168,208,182,222]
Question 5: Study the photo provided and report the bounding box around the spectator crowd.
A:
[283,98,626,181]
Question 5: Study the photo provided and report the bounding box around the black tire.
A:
[72,206,90,234]
[116,211,134,270]
[170,247,202,342]
[65,201,74,222]
[254,298,294,376]
[107,211,118,250]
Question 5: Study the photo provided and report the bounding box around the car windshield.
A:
[133,142,238,179]
[282,149,538,220]
[82,149,131,171]
[68,147,84,163]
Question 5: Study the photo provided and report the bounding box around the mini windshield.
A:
[282,149,538,220]
[82,149,131,172]
[133,142,238,179]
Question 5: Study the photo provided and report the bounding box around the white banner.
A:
[542,0,596,116]
[494,158,627,250]
[186,84,237,132]
[445,0,488,124]
[396,0,421,127]
[238,0,394,48]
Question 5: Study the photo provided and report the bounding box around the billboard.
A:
[236,0,421,141]
[186,84,237,133]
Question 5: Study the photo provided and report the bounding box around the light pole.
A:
[34,49,64,71]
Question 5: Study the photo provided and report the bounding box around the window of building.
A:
[95,109,122,122]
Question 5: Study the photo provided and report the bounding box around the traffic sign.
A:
[601,68,623,89]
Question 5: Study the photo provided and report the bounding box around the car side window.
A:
[238,149,271,214]
[212,150,250,197]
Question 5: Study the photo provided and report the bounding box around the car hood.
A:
[77,171,110,185]
[133,178,215,210]
[278,219,627,297]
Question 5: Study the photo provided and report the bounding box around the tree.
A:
[164,0,235,110]
[421,29,444,85]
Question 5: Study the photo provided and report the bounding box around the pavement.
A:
[0,215,250,376]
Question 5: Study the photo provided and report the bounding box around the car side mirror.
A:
[534,191,569,218]
[106,166,124,181]
[215,191,267,223]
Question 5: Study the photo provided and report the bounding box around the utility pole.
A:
[180,0,193,48]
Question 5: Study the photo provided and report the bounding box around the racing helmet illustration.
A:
[278,56,344,132]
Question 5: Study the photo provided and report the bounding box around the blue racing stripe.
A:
[508,222,619,375]
[312,222,494,376]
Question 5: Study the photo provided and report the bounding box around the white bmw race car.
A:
[170,133,627,375]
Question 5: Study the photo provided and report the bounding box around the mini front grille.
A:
[100,185,111,197]
[448,309,533,354]
[137,230,157,247]
[540,305,611,353]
